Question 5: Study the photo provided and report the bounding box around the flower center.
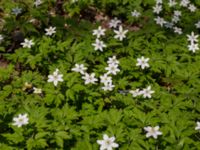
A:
[150,128,156,134]
[53,75,58,80]
[111,67,115,70]
[89,76,93,80]
[19,118,24,122]
[105,140,111,145]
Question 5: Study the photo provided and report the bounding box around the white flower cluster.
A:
[153,0,197,35]
[127,56,154,98]
[129,86,155,98]
[46,58,118,90]
[97,127,163,149]
[12,112,200,149]
[20,26,56,48]
[71,64,98,85]
[100,73,114,91]
[153,0,200,53]
[92,26,107,52]
[187,32,199,53]
[11,1,200,142]
[101,56,120,91]
[92,23,128,51]
[71,56,120,91]
[105,56,120,75]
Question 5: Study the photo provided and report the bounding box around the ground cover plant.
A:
[0,0,200,149]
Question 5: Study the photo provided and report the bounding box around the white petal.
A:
[110,136,115,142]
[103,134,109,140]
[156,131,162,135]
[97,140,104,145]
[146,133,152,138]
[152,134,158,139]
[154,126,160,130]
[111,142,119,148]
[54,80,58,86]
[144,126,151,132]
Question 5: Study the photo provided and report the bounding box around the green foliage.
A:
[0,0,200,149]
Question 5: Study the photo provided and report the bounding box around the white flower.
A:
[102,82,115,91]
[34,0,42,7]
[100,74,112,84]
[187,32,199,43]
[13,114,29,127]
[33,87,42,94]
[180,0,190,7]
[195,21,200,29]
[114,26,128,41]
[12,7,22,15]
[173,27,182,35]
[136,56,149,69]
[71,64,87,74]
[129,89,141,97]
[168,0,177,7]
[47,69,63,86]
[107,56,119,65]
[45,26,56,36]
[144,126,162,139]
[195,122,200,130]
[97,134,119,150]
[93,26,106,38]
[154,16,166,27]
[0,34,3,43]
[92,39,107,52]
[164,22,174,29]
[188,4,196,12]
[188,43,199,53]
[105,63,120,75]
[140,86,154,98]
[21,39,34,48]
[131,10,141,18]
[153,4,162,14]
[82,73,98,84]
[109,17,121,28]
[171,15,180,23]
[174,10,181,17]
